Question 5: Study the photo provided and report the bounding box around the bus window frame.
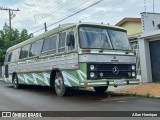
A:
[58,31,66,53]
[66,30,76,52]
[10,48,21,62]
[19,44,31,59]
[29,39,43,57]
[77,25,132,52]
[41,34,58,56]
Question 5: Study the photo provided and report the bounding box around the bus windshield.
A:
[79,26,131,50]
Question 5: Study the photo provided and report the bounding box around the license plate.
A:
[114,80,124,85]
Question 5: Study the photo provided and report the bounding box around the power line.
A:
[34,0,60,18]
[42,0,127,32]
[36,0,92,24]
[35,0,71,20]
[27,0,91,33]
[32,0,73,24]
[10,0,60,30]
[33,0,103,34]
[18,0,73,31]
[82,0,128,20]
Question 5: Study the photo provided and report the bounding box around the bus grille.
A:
[87,64,136,79]
[98,64,131,78]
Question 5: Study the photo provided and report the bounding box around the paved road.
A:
[0,80,160,120]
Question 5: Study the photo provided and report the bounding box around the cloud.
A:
[24,3,36,7]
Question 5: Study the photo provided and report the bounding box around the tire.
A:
[54,71,70,96]
[94,86,108,93]
[13,74,20,89]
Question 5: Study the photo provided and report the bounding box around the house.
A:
[115,18,142,36]
[139,12,160,83]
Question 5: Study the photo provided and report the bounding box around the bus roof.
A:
[6,22,126,52]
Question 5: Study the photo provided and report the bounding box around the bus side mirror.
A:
[66,33,75,47]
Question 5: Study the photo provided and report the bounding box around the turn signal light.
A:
[82,49,91,53]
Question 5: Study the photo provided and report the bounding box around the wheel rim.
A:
[13,78,17,88]
[55,76,63,92]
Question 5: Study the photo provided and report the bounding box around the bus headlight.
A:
[90,65,95,70]
[90,72,95,78]
[132,72,136,77]
[131,65,135,70]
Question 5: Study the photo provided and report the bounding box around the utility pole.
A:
[44,22,47,32]
[0,7,20,30]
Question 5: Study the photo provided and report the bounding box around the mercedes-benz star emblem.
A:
[112,66,119,74]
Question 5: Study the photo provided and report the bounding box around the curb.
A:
[113,91,160,99]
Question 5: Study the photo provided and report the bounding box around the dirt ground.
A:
[116,83,160,98]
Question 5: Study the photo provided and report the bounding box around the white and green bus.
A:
[4,22,139,96]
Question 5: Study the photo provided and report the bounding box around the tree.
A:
[0,29,33,65]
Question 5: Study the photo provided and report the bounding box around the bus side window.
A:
[58,32,66,52]
[41,37,50,55]
[66,31,75,51]
[8,52,12,62]
[6,49,19,62]
[4,53,10,62]
[19,44,31,59]
[42,37,50,52]
[34,40,43,56]
[49,35,57,54]
[30,43,36,57]
[30,40,43,57]
[4,53,8,62]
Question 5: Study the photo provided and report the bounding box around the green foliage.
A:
[0,29,33,65]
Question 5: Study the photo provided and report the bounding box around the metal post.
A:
[44,22,47,32]
[9,9,11,30]
[153,0,155,13]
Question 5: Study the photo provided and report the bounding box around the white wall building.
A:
[139,12,160,83]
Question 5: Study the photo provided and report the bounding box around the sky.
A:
[0,0,159,35]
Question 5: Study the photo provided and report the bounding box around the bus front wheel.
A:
[54,71,70,96]
[94,86,108,93]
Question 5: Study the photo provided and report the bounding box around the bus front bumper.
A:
[80,79,140,87]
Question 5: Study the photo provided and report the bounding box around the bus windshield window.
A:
[79,27,112,49]
[79,26,131,50]
[107,29,131,50]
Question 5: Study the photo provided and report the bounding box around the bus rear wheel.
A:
[94,86,108,93]
[13,74,20,89]
[54,71,70,96]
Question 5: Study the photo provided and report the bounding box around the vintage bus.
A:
[4,22,139,96]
